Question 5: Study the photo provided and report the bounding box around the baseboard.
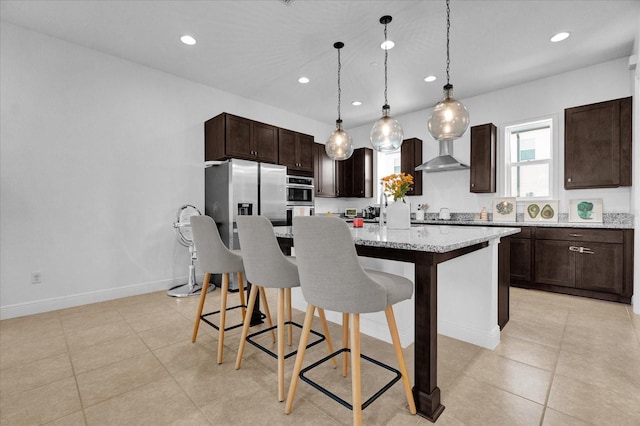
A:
[438,319,500,350]
[0,275,204,320]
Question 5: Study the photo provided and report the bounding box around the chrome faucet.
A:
[379,182,387,227]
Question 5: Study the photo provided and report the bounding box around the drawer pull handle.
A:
[569,246,594,254]
[569,233,582,237]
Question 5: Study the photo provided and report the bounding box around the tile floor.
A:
[1,287,639,425]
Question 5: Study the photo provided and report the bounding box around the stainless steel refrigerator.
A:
[204,159,287,289]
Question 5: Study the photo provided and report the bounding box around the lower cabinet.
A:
[510,227,633,303]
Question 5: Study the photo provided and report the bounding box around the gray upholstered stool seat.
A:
[190,215,259,365]
[285,216,416,425]
[235,215,336,402]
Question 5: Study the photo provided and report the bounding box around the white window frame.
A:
[501,115,558,200]
[375,150,401,201]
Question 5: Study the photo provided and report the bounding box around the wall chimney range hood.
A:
[415,140,469,172]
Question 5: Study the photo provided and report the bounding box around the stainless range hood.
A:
[415,140,469,172]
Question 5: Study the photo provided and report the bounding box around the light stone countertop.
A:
[273,223,520,254]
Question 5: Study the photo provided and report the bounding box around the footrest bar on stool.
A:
[246,321,326,360]
[201,304,265,332]
[299,348,402,411]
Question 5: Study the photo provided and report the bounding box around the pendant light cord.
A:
[384,22,389,106]
[337,45,342,122]
[446,0,451,86]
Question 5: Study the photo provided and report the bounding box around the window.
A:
[504,118,553,199]
[376,151,400,201]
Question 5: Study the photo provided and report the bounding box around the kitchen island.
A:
[274,223,519,421]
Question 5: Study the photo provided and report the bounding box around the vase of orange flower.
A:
[382,173,414,229]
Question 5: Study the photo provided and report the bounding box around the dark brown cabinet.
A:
[278,129,314,173]
[470,123,496,193]
[564,97,632,189]
[336,147,373,198]
[313,143,336,198]
[401,138,423,196]
[510,226,633,303]
[205,113,278,163]
[509,228,532,282]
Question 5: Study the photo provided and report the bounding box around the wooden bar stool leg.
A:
[192,272,210,343]
[235,284,259,370]
[237,272,246,319]
[350,313,362,426]
[259,287,276,343]
[217,272,229,364]
[285,304,315,414]
[385,306,417,414]
[285,288,293,346]
[277,289,286,401]
[342,312,349,377]
[317,308,337,368]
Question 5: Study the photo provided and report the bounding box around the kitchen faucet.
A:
[379,182,387,227]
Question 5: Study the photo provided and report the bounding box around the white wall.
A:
[0,22,333,318]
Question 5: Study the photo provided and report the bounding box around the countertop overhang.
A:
[273,223,520,253]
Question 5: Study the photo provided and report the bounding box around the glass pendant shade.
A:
[370,105,404,152]
[326,120,353,161]
[427,84,469,142]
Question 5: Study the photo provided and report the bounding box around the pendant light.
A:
[326,42,354,161]
[370,15,404,153]
[427,0,469,143]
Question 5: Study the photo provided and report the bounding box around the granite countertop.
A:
[342,212,634,230]
[273,223,520,254]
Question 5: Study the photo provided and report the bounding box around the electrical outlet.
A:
[31,271,42,285]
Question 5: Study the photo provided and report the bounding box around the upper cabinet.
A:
[401,138,423,196]
[336,147,373,198]
[564,97,632,189]
[205,113,278,163]
[313,143,336,198]
[470,123,497,193]
[278,129,314,174]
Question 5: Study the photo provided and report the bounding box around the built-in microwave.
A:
[286,175,314,205]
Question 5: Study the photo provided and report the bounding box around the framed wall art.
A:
[524,200,559,223]
[569,198,603,223]
[492,197,516,222]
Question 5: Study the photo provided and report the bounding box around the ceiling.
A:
[1,0,638,129]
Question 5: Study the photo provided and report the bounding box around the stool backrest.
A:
[190,215,243,274]
[236,215,299,289]
[293,216,386,313]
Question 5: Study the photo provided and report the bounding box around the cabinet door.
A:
[401,138,422,196]
[252,121,278,163]
[278,128,297,168]
[296,134,314,172]
[510,237,531,282]
[351,148,373,198]
[534,240,575,287]
[225,115,253,159]
[313,143,336,197]
[470,123,496,193]
[336,156,353,197]
[565,97,631,189]
[575,242,624,294]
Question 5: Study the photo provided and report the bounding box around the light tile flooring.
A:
[1,287,639,425]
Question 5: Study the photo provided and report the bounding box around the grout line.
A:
[538,308,569,426]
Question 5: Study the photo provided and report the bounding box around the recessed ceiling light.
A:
[380,40,395,50]
[424,75,437,82]
[550,32,570,43]
[180,35,196,45]
[298,76,310,84]
[352,101,362,106]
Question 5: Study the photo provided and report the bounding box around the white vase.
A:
[386,200,411,229]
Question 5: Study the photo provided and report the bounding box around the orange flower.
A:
[381,173,414,202]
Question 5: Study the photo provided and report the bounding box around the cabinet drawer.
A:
[510,227,532,239]
[535,228,623,244]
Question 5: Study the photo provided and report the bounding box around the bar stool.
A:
[285,216,416,425]
[234,215,336,402]
[190,215,267,364]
